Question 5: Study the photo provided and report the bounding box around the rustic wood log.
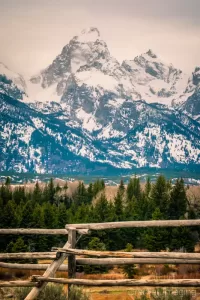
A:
[2,250,200,261]
[52,248,200,260]
[0,252,57,260]
[0,228,89,235]
[68,229,76,294]
[33,276,200,287]
[0,281,37,287]
[76,258,200,265]
[25,238,72,300]
[1,258,200,270]
[66,219,200,230]
[0,262,68,271]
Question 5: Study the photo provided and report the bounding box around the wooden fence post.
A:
[68,228,76,295]
[25,237,70,300]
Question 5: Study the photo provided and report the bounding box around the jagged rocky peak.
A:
[193,67,200,86]
[74,27,101,43]
[30,27,110,89]
[146,49,157,59]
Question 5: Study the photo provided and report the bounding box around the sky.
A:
[0,0,199,76]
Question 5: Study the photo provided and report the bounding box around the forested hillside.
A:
[0,176,199,255]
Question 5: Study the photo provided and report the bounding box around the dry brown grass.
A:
[79,273,125,280]
[90,293,134,300]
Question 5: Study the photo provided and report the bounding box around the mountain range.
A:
[0,27,200,175]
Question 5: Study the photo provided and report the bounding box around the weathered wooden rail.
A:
[0,219,200,299]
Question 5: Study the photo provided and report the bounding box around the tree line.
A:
[0,176,199,256]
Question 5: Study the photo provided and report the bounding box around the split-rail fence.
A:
[0,219,200,299]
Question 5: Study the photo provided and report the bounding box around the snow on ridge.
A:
[24,81,61,103]
[75,69,119,92]
[0,62,26,92]
[76,108,101,132]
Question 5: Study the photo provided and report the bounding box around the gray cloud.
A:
[0,0,199,76]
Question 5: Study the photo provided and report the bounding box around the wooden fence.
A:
[0,219,200,299]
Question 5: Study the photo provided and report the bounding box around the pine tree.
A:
[57,203,68,228]
[127,176,141,201]
[123,243,137,278]
[119,179,125,194]
[169,178,187,219]
[5,176,11,186]
[13,186,26,205]
[12,237,29,252]
[83,237,108,274]
[150,175,170,217]
[20,200,35,228]
[2,200,18,228]
[87,183,93,203]
[0,179,12,205]
[32,181,42,204]
[124,195,139,221]
[74,182,88,206]
[48,178,56,204]
[145,177,151,197]
[143,208,169,251]
[94,193,110,222]
[93,179,105,197]
[114,190,123,220]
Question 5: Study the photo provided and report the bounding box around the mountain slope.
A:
[174,67,200,122]
[0,62,26,100]
[1,92,199,173]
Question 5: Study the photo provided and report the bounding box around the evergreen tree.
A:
[124,195,139,220]
[20,200,35,228]
[12,186,26,205]
[11,237,28,252]
[127,176,141,201]
[57,203,68,228]
[169,227,196,252]
[87,183,93,203]
[94,193,110,222]
[2,200,18,228]
[47,178,56,204]
[145,177,151,197]
[5,176,11,186]
[169,178,187,219]
[83,237,108,274]
[114,190,123,220]
[150,175,170,217]
[0,179,12,205]
[143,208,169,251]
[32,181,42,204]
[73,182,88,206]
[123,243,137,278]
[119,179,125,194]
[93,179,105,197]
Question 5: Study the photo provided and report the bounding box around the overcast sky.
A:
[0,0,199,76]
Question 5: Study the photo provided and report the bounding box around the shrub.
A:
[151,288,193,300]
[15,284,90,300]
[68,286,90,300]
[15,285,66,300]
[135,289,193,300]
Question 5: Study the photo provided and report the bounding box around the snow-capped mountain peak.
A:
[0,27,200,174]
[75,27,101,43]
